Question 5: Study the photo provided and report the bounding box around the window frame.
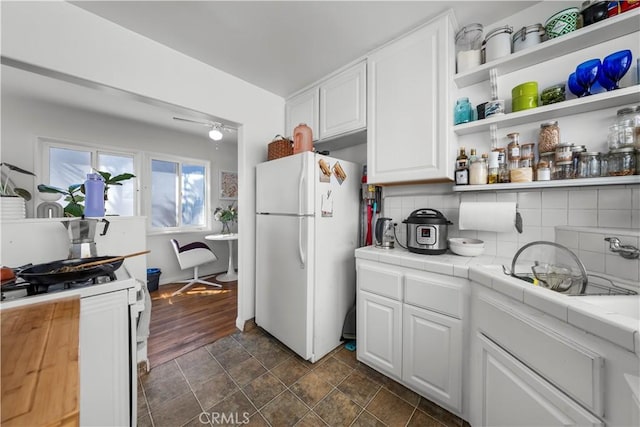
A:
[38,137,141,216]
[145,151,212,235]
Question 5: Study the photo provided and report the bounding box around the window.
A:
[43,141,137,216]
[150,157,209,230]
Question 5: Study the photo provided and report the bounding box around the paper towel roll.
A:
[458,202,516,232]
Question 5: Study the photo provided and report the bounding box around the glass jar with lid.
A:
[539,152,556,179]
[538,120,560,154]
[608,147,636,176]
[507,132,520,162]
[577,152,600,178]
[455,24,483,73]
[555,162,573,180]
[555,143,573,164]
[617,107,636,148]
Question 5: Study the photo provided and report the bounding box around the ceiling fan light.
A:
[209,128,223,141]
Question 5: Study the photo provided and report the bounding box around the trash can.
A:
[146,268,161,292]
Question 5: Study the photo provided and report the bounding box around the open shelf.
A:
[453,86,640,135]
[453,10,640,88]
[452,175,639,192]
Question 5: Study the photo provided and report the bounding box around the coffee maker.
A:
[63,218,110,259]
[375,217,395,249]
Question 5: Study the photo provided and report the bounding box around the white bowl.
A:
[38,192,62,202]
[448,238,485,257]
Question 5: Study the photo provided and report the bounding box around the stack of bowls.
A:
[512,81,539,112]
[1,197,26,220]
[545,7,580,39]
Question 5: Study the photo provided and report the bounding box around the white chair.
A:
[170,239,220,296]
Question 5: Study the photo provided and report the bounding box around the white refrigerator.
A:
[256,152,360,362]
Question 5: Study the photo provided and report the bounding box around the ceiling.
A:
[3,1,539,139]
[72,1,538,97]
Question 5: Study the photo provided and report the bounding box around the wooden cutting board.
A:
[1,297,80,427]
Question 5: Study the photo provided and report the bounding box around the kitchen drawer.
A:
[476,294,604,416]
[404,272,465,319]
[357,260,402,301]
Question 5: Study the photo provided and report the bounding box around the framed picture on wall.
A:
[219,170,238,200]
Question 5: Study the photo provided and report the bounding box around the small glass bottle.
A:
[469,148,478,165]
[454,97,474,125]
[455,147,470,185]
[507,132,520,161]
[488,151,499,184]
[469,154,488,185]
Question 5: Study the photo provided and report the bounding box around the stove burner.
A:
[1,271,117,299]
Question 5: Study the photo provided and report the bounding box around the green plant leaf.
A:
[106,173,136,184]
[0,162,35,176]
[14,188,32,201]
[38,184,69,195]
[64,202,84,217]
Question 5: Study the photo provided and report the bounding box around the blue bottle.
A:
[84,173,105,217]
[454,97,474,125]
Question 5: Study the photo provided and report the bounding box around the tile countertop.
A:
[355,246,640,356]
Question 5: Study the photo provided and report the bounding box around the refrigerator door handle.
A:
[297,155,305,215]
[298,217,306,268]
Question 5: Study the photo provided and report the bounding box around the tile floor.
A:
[137,323,468,427]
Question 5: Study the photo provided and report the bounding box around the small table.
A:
[205,233,238,282]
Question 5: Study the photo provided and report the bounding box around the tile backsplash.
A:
[382,183,640,272]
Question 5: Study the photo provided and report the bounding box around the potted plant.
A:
[38,170,135,217]
[0,162,36,201]
[214,203,237,234]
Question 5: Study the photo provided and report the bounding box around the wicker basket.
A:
[267,135,293,160]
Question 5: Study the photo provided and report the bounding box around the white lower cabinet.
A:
[403,304,462,411]
[357,290,402,379]
[80,289,132,426]
[356,259,466,414]
[478,334,602,427]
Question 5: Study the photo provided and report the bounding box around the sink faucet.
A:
[604,237,640,259]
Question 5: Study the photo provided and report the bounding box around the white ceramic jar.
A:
[484,25,513,63]
[512,24,545,53]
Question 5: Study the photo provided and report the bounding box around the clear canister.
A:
[538,120,560,154]
[555,143,573,163]
[608,147,636,176]
[555,162,573,180]
[456,24,483,73]
[617,107,636,147]
[507,132,520,161]
[539,151,556,179]
[520,143,535,160]
[577,152,600,178]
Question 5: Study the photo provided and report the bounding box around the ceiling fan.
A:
[172,116,234,141]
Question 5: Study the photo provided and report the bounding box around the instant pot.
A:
[403,209,452,255]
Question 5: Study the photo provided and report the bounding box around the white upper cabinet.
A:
[319,61,367,140]
[285,61,366,143]
[285,87,319,141]
[367,12,455,184]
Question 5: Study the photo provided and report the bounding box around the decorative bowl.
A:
[545,7,580,39]
[448,238,485,257]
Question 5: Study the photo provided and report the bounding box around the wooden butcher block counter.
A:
[1,296,80,427]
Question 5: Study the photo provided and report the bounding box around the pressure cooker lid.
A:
[403,208,452,225]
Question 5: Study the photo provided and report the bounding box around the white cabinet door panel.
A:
[357,290,402,379]
[403,304,462,412]
[320,62,366,139]
[285,88,319,140]
[80,290,130,427]
[480,334,603,427]
[367,13,454,184]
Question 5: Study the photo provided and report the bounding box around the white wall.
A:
[1,1,285,330]
[1,92,238,282]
